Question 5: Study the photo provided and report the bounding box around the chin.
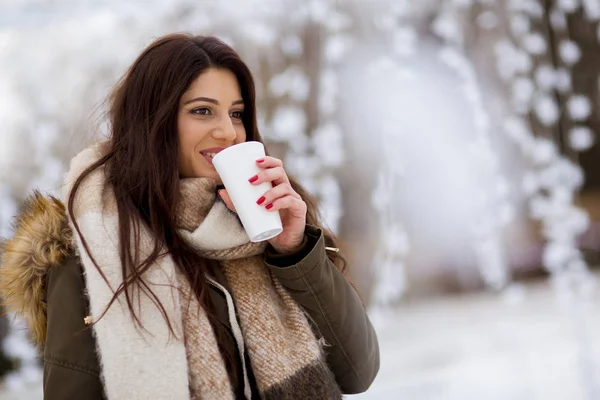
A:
[201,170,222,185]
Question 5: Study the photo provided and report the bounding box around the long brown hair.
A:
[67,33,347,359]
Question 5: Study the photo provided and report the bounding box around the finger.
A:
[218,189,237,213]
[265,195,307,216]
[257,183,300,206]
[256,156,283,169]
[249,166,289,186]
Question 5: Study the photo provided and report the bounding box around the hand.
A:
[218,156,306,254]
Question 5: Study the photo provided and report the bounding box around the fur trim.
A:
[0,192,74,346]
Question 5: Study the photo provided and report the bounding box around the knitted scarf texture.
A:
[65,143,341,400]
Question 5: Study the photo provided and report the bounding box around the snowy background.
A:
[2,0,600,399]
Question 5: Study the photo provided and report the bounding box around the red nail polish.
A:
[248,175,258,183]
[257,159,264,163]
[266,203,273,210]
[257,196,266,205]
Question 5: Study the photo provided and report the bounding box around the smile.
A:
[199,147,225,165]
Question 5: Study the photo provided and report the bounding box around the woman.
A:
[0,34,379,399]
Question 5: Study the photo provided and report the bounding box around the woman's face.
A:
[177,67,247,182]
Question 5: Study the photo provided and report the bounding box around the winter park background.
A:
[2,0,600,399]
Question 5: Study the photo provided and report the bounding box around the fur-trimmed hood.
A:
[0,193,74,347]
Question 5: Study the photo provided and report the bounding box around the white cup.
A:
[212,141,283,242]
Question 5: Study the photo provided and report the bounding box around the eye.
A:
[191,107,211,116]
[230,110,244,120]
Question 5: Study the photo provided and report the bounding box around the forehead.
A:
[182,68,242,101]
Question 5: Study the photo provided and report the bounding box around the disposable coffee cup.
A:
[212,141,283,242]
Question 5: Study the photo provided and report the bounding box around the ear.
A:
[218,189,237,213]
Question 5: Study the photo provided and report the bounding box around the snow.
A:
[538,158,585,190]
[559,40,582,65]
[473,236,509,289]
[2,319,42,393]
[268,66,310,102]
[567,94,592,121]
[504,117,536,151]
[522,32,548,55]
[392,27,418,56]
[353,277,600,400]
[280,35,303,57]
[0,188,17,238]
[558,0,581,13]
[325,10,353,32]
[554,67,572,92]
[542,240,581,273]
[268,106,307,141]
[432,13,463,44]
[531,138,560,165]
[318,68,339,116]
[239,22,277,47]
[583,0,600,19]
[324,34,352,63]
[533,95,560,126]
[550,9,568,30]
[1,0,599,397]
[494,40,533,80]
[510,13,531,36]
[512,0,544,18]
[569,126,596,151]
[311,122,345,168]
[512,76,535,111]
[476,11,499,29]
[316,173,342,233]
[452,0,474,8]
[370,257,408,307]
[535,64,557,91]
[305,0,329,23]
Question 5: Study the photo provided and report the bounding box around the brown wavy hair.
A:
[67,33,347,367]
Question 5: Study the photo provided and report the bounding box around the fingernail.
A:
[248,175,258,183]
[256,159,264,163]
[257,196,266,205]
[266,203,273,210]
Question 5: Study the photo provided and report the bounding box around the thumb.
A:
[218,189,237,213]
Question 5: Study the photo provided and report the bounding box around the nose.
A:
[212,116,237,142]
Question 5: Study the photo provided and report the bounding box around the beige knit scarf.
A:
[65,143,341,400]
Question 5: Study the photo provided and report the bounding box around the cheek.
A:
[178,118,194,145]
[236,126,248,143]
[177,117,200,173]
[179,117,209,149]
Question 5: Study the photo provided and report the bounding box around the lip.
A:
[199,147,226,165]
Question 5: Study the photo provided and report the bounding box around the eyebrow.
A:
[184,97,244,106]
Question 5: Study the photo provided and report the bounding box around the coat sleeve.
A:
[43,255,105,400]
[265,225,380,394]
